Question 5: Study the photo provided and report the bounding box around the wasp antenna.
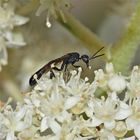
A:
[90,53,104,59]
[89,47,104,60]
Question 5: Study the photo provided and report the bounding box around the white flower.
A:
[94,69,107,88]
[85,96,117,129]
[108,74,126,93]
[0,113,7,139]
[4,31,26,47]
[36,0,71,27]
[0,2,29,29]
[85,93,131,130]
[105,63,114,74]
[125,98,140,139]
[0,37,7,71]
[98,129,116,140]
[94,63,127,94]
[114,101,132,120]
[0,1,29,71]
[35,68,97,115]
[41,117,62,134]
[30,85,71,133]
[64,96,81,110]
[94,63,115,90]
[65,68,96,97]
[64,68,97,114]
[0,104,33,140]
[1,63,140,139]
[134,125,140,139]
[127,66,140,98]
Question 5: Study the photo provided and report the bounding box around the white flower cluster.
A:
[0,1,29,71]
[0,63,140,140]
[36,0,71,27]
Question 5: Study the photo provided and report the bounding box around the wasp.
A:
[29,47,104,86]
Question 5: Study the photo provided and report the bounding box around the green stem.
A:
[112,1,140,73]
[57,11,106,52]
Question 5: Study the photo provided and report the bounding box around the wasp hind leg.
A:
[50,70,55,79]
[52,62,65,72]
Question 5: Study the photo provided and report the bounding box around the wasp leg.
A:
[50,70,55,79]
[53,67,62,71]
[64,64,68,72]
[52,62,66,71]
[72,64,81,68]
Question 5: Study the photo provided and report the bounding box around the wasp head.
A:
[81,55,90,67]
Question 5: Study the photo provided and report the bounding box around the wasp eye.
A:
[81,55,89,63]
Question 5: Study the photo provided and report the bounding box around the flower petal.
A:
[49,119,61,134]
[16,121,27,131]
[40,117,49,132]
[6,131,15,140]
[64,96,80,110]
[115,102,132,120]
[5,32,26,47]
[15,107,26,121]
[134,124,140,139]
[104,120,115,130]
[125,117,137,130]
[13,15,29,26]
[108,75,126,93]
[122,136,136,140]
[86,116,102,127]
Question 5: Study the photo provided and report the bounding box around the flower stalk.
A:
[57,11,106,52]
[111,0,140,73]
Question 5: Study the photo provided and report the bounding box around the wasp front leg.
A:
[72,63,81,68]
